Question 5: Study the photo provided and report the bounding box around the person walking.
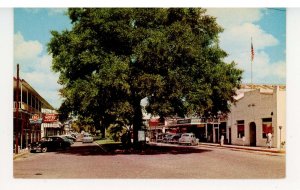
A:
[266,132,272,148]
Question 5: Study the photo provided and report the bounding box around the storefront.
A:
[227,85,286,149]
[13,77,55,153]
[149,117,226,144]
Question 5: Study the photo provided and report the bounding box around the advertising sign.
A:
[29,114,42,124]
[43,113,59,123]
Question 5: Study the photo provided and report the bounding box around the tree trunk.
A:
[132,99,143,147]
[93,117,105,138]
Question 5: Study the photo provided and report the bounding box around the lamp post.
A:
[279,126,282,150]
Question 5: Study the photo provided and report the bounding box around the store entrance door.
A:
[215,128,219,143]
[249,122,256,146]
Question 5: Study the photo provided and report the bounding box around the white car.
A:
[178,133,198,146]
[82,133,93,143]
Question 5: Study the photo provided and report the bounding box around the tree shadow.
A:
[55,143,211,156]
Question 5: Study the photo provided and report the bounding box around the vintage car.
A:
[178,133,198,146]
[82,133,94,143]
[29,136,71,153]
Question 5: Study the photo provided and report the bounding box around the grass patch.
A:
[95,139,121,145]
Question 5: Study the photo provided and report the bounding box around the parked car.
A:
[70,133,78,139]
[60,135,76,144]
[169,133,182,144]
[162,134,175,143]
[29,136,71,153]
[156,133,167,142]
[82,133,93,143]
[155,133,164,142]
[178,133,198,146]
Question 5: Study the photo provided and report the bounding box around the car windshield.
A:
[182,134,190,137]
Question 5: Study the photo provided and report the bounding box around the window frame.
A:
[237,120,245,138]
[262,118,273,138]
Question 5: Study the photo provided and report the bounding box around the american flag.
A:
[251,40,254,62]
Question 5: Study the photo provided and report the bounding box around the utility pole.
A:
[15,64,20,154]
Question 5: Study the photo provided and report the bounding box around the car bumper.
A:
[30,147,42,152]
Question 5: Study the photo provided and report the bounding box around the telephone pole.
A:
[15,64,20,154]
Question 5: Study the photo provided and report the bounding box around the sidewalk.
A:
[199,142,286,154]
[13,148,29,160]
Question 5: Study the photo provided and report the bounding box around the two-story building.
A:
[13,77,56,152]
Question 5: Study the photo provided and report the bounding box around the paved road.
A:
[14,141,285,179]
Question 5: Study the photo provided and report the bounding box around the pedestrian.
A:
[220,135,224,146]
[266,132,272,148]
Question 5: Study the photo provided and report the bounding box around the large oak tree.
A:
[48,8,242,144]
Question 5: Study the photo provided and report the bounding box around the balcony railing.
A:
[13,101,39,114]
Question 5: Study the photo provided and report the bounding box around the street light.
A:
[279,126,282,150]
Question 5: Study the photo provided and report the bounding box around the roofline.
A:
[13,77,54,110]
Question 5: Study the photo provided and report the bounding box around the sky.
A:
[14,8,286,109]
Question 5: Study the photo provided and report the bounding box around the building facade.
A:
[147,84,286,149]
[13,77,57,152]
[227,85,286,149]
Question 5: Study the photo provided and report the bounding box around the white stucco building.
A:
[227,85,286,149]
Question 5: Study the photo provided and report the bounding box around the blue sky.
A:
[14,8,286,109]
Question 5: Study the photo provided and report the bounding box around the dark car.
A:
[162,134,175,143]
[60,135,76,144]
[169,133,182,144]
[29,136,71,153]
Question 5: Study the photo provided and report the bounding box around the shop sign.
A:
[43,113,59,123]
[149,119,159,127]
[177,119,191,124]
[191,118,204,124]
[29,114,42,124]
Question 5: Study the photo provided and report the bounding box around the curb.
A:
[13,151,29,160]
[199,143,285,154]
[94,142,108,153]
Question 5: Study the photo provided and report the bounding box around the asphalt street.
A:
[13,141,285,179]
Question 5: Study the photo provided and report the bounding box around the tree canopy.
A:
[48,8,242,144]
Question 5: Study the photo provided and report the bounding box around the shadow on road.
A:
[55,143,211,156]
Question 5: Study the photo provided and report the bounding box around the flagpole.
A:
[251,37,253,89]
[251,53,253,89]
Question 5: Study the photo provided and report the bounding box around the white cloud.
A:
[14,32,43,64]
[14,32,62,109]
[207,8,285,84]
[206,8,263,28]
[220,23,278,54]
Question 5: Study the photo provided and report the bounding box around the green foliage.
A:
[72,118,95,134]
[106,123,127,142]
[48,8,242,143]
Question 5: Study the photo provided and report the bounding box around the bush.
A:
[106,124,127,142]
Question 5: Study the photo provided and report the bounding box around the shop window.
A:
[22,91,28,104]
[237,120,244,138]
[262,118,272,138]
[28,93,32,106]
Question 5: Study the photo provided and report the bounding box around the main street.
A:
[14,141,285,179]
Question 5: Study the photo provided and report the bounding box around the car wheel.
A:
[41,147,47,153]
